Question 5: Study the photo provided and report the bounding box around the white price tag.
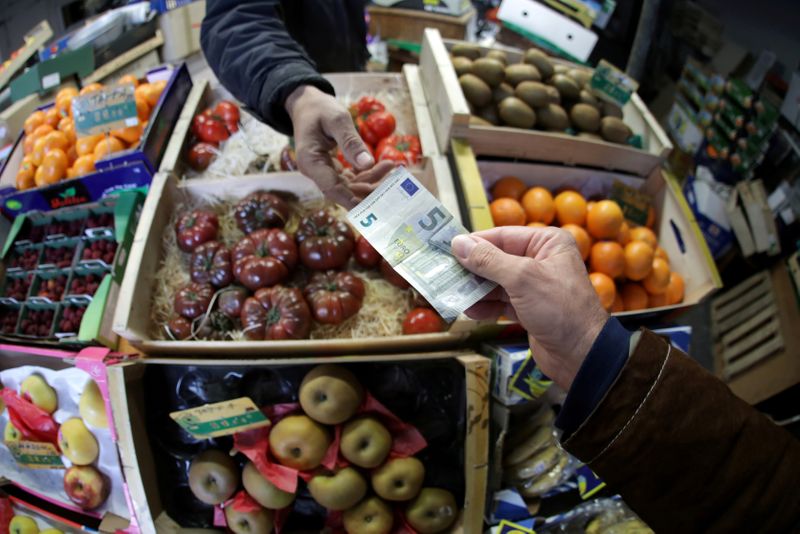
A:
[41,72,60,90]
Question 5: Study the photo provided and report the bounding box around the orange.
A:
[554,191,587,226]
[34,166,47,187]
[654,246,669,264]
[23,133,37,155]
[16,160,35,190]
[31,137,48,166]
[617,221,631,245]
[666,272,685,305]
[561,223,591,261]
[44,107,61,128]
[490,198,526,226]
[79,83,103,96]
[72,155,96,177]
[94,136,125,159]
[38,148,68,185]
[111,123,143,145]
[40,131,69,154]
[586,200,623,240]
[56,92,76,118]
[590,241,624,279]
[66,167,77,179]
[67,145,78,166]
[59,118,76,143]
[521,187,555,224]
[630,226,657,249]
[610,292,625,313]
[586,200,596,213]
[76,134,104,156]
[648,292,668,308]
[623,241,654,281]
[24,111,47,135]
[646,205,656,228]
[620,283,649,311]
[527,222,546,228]
[134,83,150,102]
[642,258,670,295]
[589,272,616,311]
[55,86,78,101]
[147,80,167,107]
[492,176,527,200]
[117,74,140,88]
[31,124,54,139]
[135,96,150,122]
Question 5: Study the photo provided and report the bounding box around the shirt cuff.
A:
[555,317,632,440]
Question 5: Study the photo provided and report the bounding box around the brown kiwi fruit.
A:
[459,73,492,107]
[523,48,555,79]
[551,74,581,100]
[498,97,536,129]
[486,49,509,65]
[470,115,493,127]
[477,105,501,125]
[570,103,601,132]
[452,56,473,77]
[451,43,481,60]
[493,82,515,103]
[537,104,570,131]
[545,86,561,104]
[472,58,505,87]
[554,64,569,75]
[578,90,600,109]
[515,81,550,109]
[600,116,632,143]
[568,68,593,87]
[602,101,624,119]
[577,132,604,141]
[505,64,541,86]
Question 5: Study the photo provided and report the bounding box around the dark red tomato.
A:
[354,236,380,268]
[214,100,240,126]
[196,310,234,340]
[191,111,211,139]
[280,145,298,171]
[173,282,214,320]
[190,241,232,288]
[197,116,230,144]
[376,146,407,165]
[168,316,193,340]
[295,210,355,270]
[218,286,249,318]
[187,142,216,171]
[175,210,219,253]
[233,191,290,234]
[365,110,396,140]
[232,229,298,291]
[376,134,421,165]
[402,307,444,335]
[380,259,410,289]
[304,271,365,325]
[349,96,385,117]
[240,286,311,340]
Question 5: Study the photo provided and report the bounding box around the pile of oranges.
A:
[489,176,685,312]
[15,74,166,191]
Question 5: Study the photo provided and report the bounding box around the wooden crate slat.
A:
[712,278,772,323]
[720,304,778,347]
[724,334,785,379]
[711,271,770,312]
[723,319,781,362]
[714,292,775,336]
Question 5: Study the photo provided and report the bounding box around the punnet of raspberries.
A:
[86,212,114,229]
[0,308,19,333]
[44,219,84,237]
[20,309,55,337]
[69,273,102,296]
[41,246,74,269]
[4,275,32,301]
[58,306,86,334]
[9,248,39,270]
[37,274,68,301]
[81,240,117,264]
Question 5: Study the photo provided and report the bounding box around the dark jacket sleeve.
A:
[561,329,800,533]
[200,0,335,135]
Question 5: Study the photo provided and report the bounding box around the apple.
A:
[268,415,331,470]
[188,449,239,505]
[405,488,457,534]
[299,365,363,425]
[225,503,274,534]
[340,416,392,468]
[40,529,65,534]
[342,496,393,534]
[8,515,39,534]
[371,457,425,501]
[79,380,108,429]
[63,465,110,510]
[5,421,22,442]
[308,467,367,511]
[20,374,58,414]
[58,418,99,465]
[242,461,295,509]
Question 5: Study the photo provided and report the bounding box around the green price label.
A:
[590,59,639,107]
[170,397,270,439]
[72,84,138,137]
[8,441,65,469]
[610,180,651,226]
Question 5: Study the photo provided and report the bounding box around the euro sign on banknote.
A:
[347,166,496,322]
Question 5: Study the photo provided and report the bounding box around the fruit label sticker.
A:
[610,180,651,226]
[590,60,639,107]
[170,397,270,439]
[72,85,138,137]
[497,520,536,534]
[7,440,65,469]
[509,351,552,400]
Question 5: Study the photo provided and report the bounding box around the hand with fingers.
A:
[286,85,395,208]
[451,226,608,390]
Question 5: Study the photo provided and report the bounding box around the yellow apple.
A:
[8,515,39,534]
[5,421,22,442]
[188,449,239,505]
[299,365,363,425]
[242,461,295,509]
[340,416,392,468]
[225,504,274,534]
[308,467,367,511]
[58,418,99,465]
[405,488,457,534]
[371,457,425,501]
[20,374,58,414]
[268,415,331,470]
[40,529,65,534]
[79,380,108,429]
[343,496,393,534]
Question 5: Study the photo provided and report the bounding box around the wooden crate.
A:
[112,171,483,356]
[367,5,476,43]
[452,145,721,318]
[107,352,490,534]
[419,29,673,177]
[712,265,800,404]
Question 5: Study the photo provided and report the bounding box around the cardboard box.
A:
[107,352,490,534]
[159,0,206,62]
[484,343,552,406]
[419,29,673,177]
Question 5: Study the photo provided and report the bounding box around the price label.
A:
[41,72,61,90]
[590,59,639,107]
[7,440,65,469]
[170,397,270,439]
[72,85,139,137]
[498,520,536,534]
[610,180,652,226]
[509,351,552,401]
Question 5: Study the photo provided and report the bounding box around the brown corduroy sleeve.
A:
[561,329,800,533]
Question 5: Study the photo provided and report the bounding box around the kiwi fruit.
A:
[545,86,561,104]
[577,132,603,141]
[537,104,569,131]
[493,82,515,103]
[551,74,581,100]
[472,58,505,87]
[459,74,492,107]
[554,64,569,75]
[477,105,500,126]
[505,64,541,86]
[451,43,481,60]
[515,81,550,109]
[570,103,601,132]
[470,115,493,126]
[498,97,536,129]
[486,49,509,65]
[568,68,593,87]
[602,101,624,119]
[523,48,555,80]
[600,116,632,144]
[578,90,600,109]
[452,56,473,77]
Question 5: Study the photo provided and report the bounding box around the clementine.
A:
[521,187,555,224]
[666,272,685,305]
[491,198,526,226]
[24,111,46,135]
[76,134,104,156]
[561,223,591,261]
[623,241,654,281]
[491,176,527,201]
[589,272,616,311]
[642,258,670,295]
[617,221,631,245]
[79,83,103,96]
[117,74,140,88]
[620,283,649,311]
[590,241,624,279]
[630,226,657,249]
[94,137,125,159]
[72,155,96,177]
[586,200,623,239]
[554,190,587,226]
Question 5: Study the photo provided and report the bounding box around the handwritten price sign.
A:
[72,84,139,137]
[170,397,270,439]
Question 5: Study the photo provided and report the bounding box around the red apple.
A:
[63,465,110,510]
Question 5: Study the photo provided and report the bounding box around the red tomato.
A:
[357,116,380,146]
[365,110,396,141]
[173,282,214,319]
[233,191,290,234]
[295,210,355,270]
[376,134,421,165]
[354,236,380,268]
[190,241,232,288]
[191,109,212,138]
[380,259,410,289]
[350,96,385,117]
[336,148,352,169]
[304,271,365,325]
[377,146,408,164]
[231,229,298,291]
[402,308,444,335]
[240,286,311,340]
[175,210,219,252]
[187,142,216,171]
[218,286,249,319]
[167,317,192,340]
[197,116,230,144]
[214,100,240,126]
